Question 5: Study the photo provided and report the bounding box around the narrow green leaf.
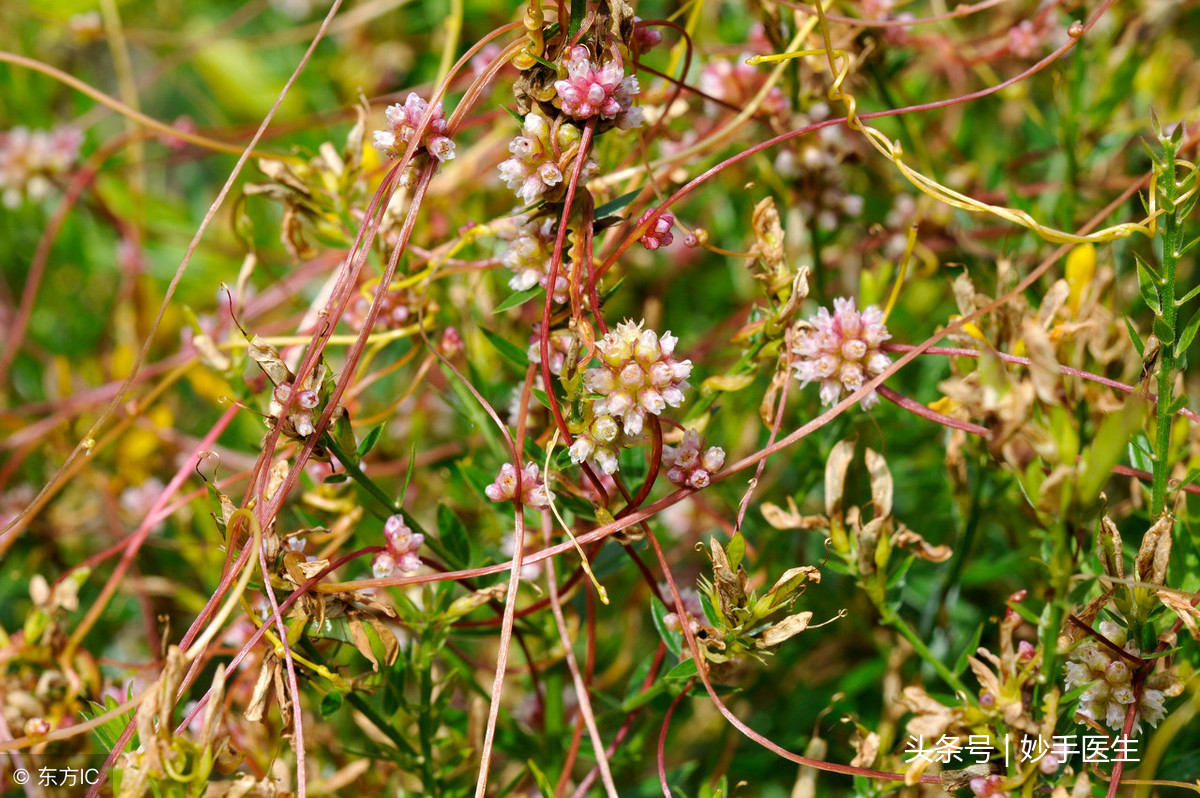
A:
[1135,254,1162,314]
[527,761,556,797]
[1079,398,1145,503]
[493,286,542,313]
[1167,394,1189,416]
[1178,306,1200,354]
[1123,316,1145,358]
[436,503,471,569]
[569,0,585,35]
[725,532,746,571]
[1176,279,1200,306]
[324,473,349,484]
[357,424,385,459]
[663,657,698,682]
[1153,315,1175,345]
[594,187,643,219]
[502,105,524,125]
[481,328,530,368]
[399,439,418,508]
[650,598,683,659]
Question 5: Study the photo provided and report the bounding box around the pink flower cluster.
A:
[498,112,597,206]
[273,382,320,437]
[372,514,424,578]
[372,93,455,163]
[501,216,569,303]
[792,298,891,409]
[1064,620,1168,731]
[637,210,675,250]
[484,462,552,508]
[584,320,691,436]
[0,125,83,208]
[662,429,725,489]
[571,321,691,474]
[554,46,642,129]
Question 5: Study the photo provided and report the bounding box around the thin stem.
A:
[1151,138,1183,516]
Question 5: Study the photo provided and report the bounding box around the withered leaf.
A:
[1136,513,1172,586]
[248,335,292,388]
[1156,589,1200,641]
[1022,318,1063,405]
[892,528,952,562]
[760,497,828,531]
[864,447,893,520]
[756,611,813,647]
[825,439,855,519]
[709,536,747,623]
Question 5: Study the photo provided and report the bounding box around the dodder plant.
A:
[0,0,1198,797]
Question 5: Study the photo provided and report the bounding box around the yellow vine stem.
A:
[435,0,465,87]
[237,596,352,690]
[512,0,546,71]
[0,51,303,164]
[748,5,1199,246]
[544,430,610,604]
[882,223,917,322]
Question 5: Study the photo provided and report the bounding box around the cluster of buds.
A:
[372,93,455,182]
[497,112,597,206]
[631,18,663,54]
[571,321,691,474]
[637,209,675,250]
[1063,620,1171,731]
[554,46,642,129]
[272,382,321,437]
[569,410,626,475]
[968,774,1005,798]
[582,320,691,436]
[346,283,420,332]
[484,462,553,508]
[0,125,83,208]
[662,429,725,489]
[500,215,569,303]
[792,297,891,409]
[372,515,424,578]
[698,56,790,118]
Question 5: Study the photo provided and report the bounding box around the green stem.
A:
[878,602,971,697]
[1151,140,1183,517]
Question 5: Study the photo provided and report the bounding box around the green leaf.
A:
[1079,398,1145,504]
[1135,253,1162,315]
[502,105,524,125]
[527,761,556,797]
[1168,393,1189,416]
[663,657,698,683]
[594,187,642,219]
[357,424,385,459]
[481,328,530,369]
[437,503,471,569]
[324,473,349,484]
[319,691,343,717]
[1177,280,1200,306]
[1178,306,1200,354]
[1123,316,1145,358]
[493,286,543,313]
[569,0,586,35]
[399,439,418,508]
[1153,314,1175,345]
[651,597,683,659]
[725,532,745,571]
